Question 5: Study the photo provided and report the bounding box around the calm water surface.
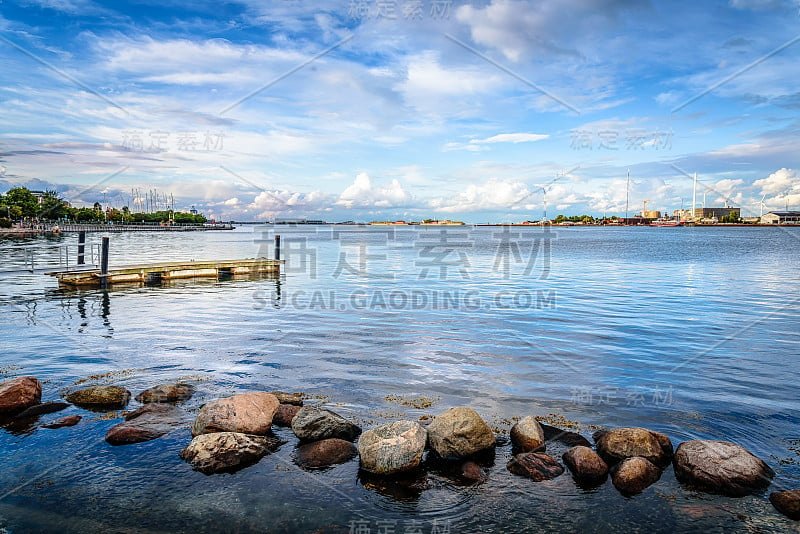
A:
[0,225,799,533]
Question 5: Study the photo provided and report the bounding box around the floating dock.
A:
[46,258,282,288]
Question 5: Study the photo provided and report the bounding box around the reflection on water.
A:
[0,226,798,533]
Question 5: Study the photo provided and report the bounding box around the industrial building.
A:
[760,211,800,224]
[674,207,741,221]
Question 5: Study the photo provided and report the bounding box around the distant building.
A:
[761,211,800,224]
[674,207,740,221]
[642,210,661,219]
[29,190,47,204]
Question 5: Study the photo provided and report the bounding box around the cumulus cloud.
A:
[753,168,798,195]
[428,177,532,213]
[336,172,410,209]
[248,189,330,219]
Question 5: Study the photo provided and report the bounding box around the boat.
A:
[650,218,683,227]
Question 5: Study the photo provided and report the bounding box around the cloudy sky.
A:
[1,0,799,222]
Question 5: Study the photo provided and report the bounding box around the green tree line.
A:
[0,187,207,224]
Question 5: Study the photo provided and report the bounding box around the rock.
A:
[179,432,278,474]
[273,404,301,427]
[15,401,70,419]
[357,420,427,475]
[42,415,82,428]
[191,392,279,436]
[0,377,42,413]
[507,452,564,481]
[105,404,184,445]
[562,446,609,483]
[459,461,488,483]
[673,440,774,496]
[510,416,546,452]
[426,407,495,459]
[770,490,800,520]
[541,423,592,447]
[596,427,673,467]
[291,407,361,442]
[296,438,357,469]
[611,456,661,495]
[268,391,304,406]
[135,383,195,403]
[65,386,131,410]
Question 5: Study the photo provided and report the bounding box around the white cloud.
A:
[428,177,531,213]
[753,168,798,195]
[445,132,549,151]
[336,172,410,209]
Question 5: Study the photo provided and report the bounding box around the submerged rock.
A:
[180,432,279,474]
[611,456,661,495]
[770,490,800,520]
[596,427,673,467]
[0,377,42,413]
[15,401,70,419]
[562,446,609,484]
[135,383,195,403]
[673,440,774,496]
[65,386,131,410]
[358,420,427,475]
[268,391,304,406]
[273,404,301,427]
[426,407,495,459]
[296,438,357,469]
[105,404,184,445]
[42,415,82,428]
[459,461,488,484]
[291,407,361,442]
[541,423,592,448]
[507,452,564,481]
[192,392,279,436]
[510,416,546,453]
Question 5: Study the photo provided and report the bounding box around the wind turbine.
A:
[533,172,566,225]
[760,193,767,218]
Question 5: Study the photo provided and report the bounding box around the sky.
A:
[1,0,799,223]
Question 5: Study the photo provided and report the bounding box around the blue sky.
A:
[1,0,799,222]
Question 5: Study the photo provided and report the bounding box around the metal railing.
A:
[0,242,101,276]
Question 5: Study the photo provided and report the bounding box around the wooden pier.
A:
[46,258,282,288]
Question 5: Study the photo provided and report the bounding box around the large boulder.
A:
[273,404,302,427]
[426,407,495,459]
[510,417,546,452]
[562,446,609,483]
[135,383,195,403]
[358,420,427,475]
[596,427,673,467]
[507,452,564,481]
[296,438,357,469]
[611,456,661,495]
[291,407,361,442]
[673,440,774,496]
[191,392,279,436]
[0,377,42,413]
[179,432,278,474]
[66,386,131,410]
[770,490,800,520]
[105,404,184,445]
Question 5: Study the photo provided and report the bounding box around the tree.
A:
[4,187,38,219]
[38,190,68,220]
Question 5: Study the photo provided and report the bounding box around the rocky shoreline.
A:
[0,375,797,522]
